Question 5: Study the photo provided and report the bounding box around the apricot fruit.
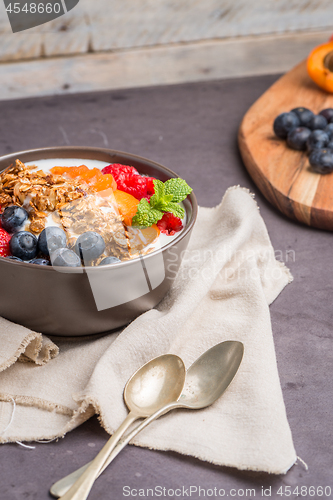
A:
[307,42,333,93]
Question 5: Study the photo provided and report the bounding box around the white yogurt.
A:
[26,158,186,251]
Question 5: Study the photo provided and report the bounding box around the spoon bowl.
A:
[179,341,244,409]
[125,354,186,416]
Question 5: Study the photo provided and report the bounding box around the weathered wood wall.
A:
[0,0,333,61]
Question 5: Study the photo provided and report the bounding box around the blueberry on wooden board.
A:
[308,114,328,130]
[306,130,329,153]
[319,108,333,122]
[291,107,314,128]
[273,112,300,139]
[324,123,333,140]
[287,127,311,150]
[10,231,38,260]
[309,149,333,174]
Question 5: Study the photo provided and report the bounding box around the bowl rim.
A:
[0,146,198,271]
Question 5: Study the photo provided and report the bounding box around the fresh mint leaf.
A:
[164,178,192,203]
[150,179,174,211]
[151,193,173,211]
[132,198,163,226]
[150,179,164,202]
[164,202,185,219]
[132,177,192,227]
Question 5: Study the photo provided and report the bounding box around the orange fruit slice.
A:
[113,189,140,226]
[50,165,117,193]
[51,165,90,178]
[140,224,160,244]
[127,224,160,254]
[91,174,117,192]
[80,168,102,185]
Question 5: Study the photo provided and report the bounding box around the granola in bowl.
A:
[0,158,192,267]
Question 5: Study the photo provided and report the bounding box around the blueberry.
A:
[30,258,50,266]
[308,114,328,130]
[287,127,311,150]
[1,206,29,233]
[98,256,121,266]
[306,130,329,152]
[6,256,23,262]
[327,141,333,151]
[319,108,333,122]
[51,248,82,267]
[38,226,67,256]
[10,231,38,260]
[273,112,300,139]
[324,123,333,140]
[291,107,314,128]
[309,149,333,174]
[75,231,105,263]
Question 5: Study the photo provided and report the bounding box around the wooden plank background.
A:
[0,0,333,61]
[0,30,332,101]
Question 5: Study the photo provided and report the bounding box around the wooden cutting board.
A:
[238,60,333,231]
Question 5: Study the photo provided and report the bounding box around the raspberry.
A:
[0,228,11,257]
[145,177,155,199]
[102,164,156,200]
[118,174,148,200]
[157,212,183,236]
[101,164,139,181]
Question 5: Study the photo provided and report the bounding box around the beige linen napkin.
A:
[0,186,296,474]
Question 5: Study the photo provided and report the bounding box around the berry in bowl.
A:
[0,147,197,337]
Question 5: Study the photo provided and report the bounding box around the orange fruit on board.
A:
[307,42,333,93]
[113,190,139,226]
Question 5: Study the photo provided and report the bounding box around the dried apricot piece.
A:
[50,166,71,176]
[50,165,90,179]
[68,165,90,179]
[113,190,140,226]
[127,224,160,254]
[91,174,117,192]
[80,168,102,185]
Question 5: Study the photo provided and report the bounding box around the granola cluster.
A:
[58,194,131,263]
[0,160,89,234]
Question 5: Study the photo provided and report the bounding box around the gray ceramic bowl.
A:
[0,147,197,337]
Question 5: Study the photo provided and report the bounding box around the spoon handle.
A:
[99,401,178,471]
[57,412,138,500]
[50,402,178,498]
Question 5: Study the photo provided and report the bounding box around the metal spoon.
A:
[51,341,244,499]
[54,353,186,500]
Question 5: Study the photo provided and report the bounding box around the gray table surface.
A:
[0,75,332,500]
